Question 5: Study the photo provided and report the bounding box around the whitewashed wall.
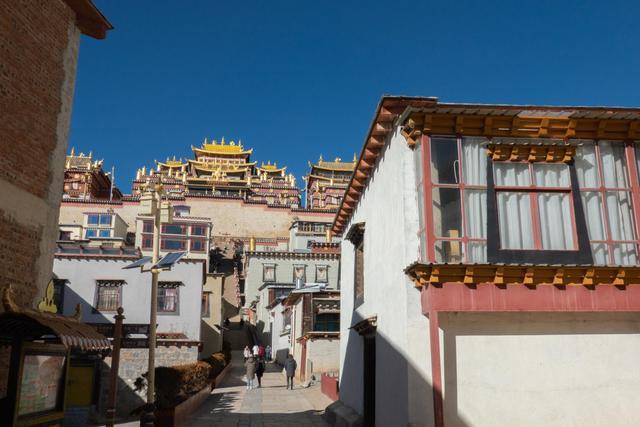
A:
[339,128,432,426]
[441,312,640,427]
[53,257,203,340]
[307,338,339,375]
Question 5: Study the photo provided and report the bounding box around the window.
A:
[429,137,487,263]
[577,141,638,265]
[99,214,113,226]
[87,214,99,225]
[95,280,124,312]
[161,239,186,250]
[347,222,365,305]
[162,224,187,235]
[315,265,328,283]
[71,182,79,190]
[99,229,111,238]
[85,229,98,238]
[201,293,210,317]
[191,225,206,236]
[190,239,206,252]
[143,221,153,233]
[142,237,153,249]
[58,231,71,241]
[314,313,339,332]
[158,282,180,313]
[494,162,575,250]
[293,265,306,288]
[263,264,276,282]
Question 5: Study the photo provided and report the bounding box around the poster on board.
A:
[17,354,66,416]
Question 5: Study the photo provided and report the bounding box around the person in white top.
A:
[243,345,251,361]
[252,344,259,356]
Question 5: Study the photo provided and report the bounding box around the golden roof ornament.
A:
[37,279,58,313]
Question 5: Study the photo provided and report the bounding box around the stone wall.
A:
[99,346,199,418]
[0,0,80,311]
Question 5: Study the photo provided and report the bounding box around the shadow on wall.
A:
[200,320,222,356]
[340,311,471,427]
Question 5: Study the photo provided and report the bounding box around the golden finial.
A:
[221,137,225,145]
[2,284,20,313]
[203,137,208,145]
[70,147,75,156]
[335,157,342,162]
[230,140,236,146]
[88,151,92,158]
[319,154,324,162]
[353,153,357,162]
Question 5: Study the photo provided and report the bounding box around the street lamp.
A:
[137,183,173,426]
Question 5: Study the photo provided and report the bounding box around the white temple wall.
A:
[339,127,431,426]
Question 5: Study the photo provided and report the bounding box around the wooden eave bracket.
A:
[487,144,576,163]
[405,264,640,287]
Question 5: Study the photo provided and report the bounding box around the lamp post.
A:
[139,183,173,426]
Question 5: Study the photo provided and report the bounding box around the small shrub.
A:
[154,361,212,409]
[201,351,230,380]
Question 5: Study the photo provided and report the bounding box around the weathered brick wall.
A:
[0,212,41,308]
[97,346,199,419]
[0,0,80,313]
[0,0,75,198]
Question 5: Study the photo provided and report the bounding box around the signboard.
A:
[17,354,66,416]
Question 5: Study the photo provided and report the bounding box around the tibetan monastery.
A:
[304,155,357,210]
[132,138,301,207]
[63,148,122,200]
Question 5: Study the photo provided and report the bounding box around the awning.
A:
[1,287,110,351]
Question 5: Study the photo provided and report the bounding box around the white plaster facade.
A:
[53,255,204,340]
[338,115,640,427]
[339,128,432,426]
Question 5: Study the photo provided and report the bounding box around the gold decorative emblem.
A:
[37,279,58,313]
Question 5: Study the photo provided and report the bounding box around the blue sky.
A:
[71,0,640,192]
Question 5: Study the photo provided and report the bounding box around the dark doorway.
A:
[363,335,376,426]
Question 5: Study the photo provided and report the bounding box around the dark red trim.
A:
[422,135,436,262]
[421,283,640,314]
[428,310,444,427]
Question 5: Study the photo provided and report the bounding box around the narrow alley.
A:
[185,352,331,427]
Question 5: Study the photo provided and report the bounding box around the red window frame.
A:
[422,135,487,263]
[190,239,206,252]
[493,161,578,251]
[418,135,640,266]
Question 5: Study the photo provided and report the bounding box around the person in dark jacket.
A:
[245,356,256,390]
[256,358,265,387]
[284,354,297,390]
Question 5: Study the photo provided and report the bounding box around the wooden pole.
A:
[106,307,124,427]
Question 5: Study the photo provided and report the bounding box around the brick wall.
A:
[0,0,80,313]
[0,211,42,308]
[97,346,199,419]
[0,0,75,198]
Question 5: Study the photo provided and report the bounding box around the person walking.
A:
[256,358,265,388]
[265,345,272,361]
[252,343,259,357]
[284,354,297,390]
[243,345,251,361]
[245,356,256,390]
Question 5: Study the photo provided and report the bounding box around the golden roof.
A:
[309,154,357,172]
[192,137,253,155]
[156,157,186,168]
[257,161,286,172]
[65,147,103,170]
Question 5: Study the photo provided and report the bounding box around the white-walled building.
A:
[330,96,640,427]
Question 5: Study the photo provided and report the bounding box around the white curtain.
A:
[494,163,530,186]
[575,141,638,265]
[497,192,534,249]
[537,193,574,249]
[462,138,487,262]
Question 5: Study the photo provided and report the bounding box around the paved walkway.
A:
[185,353,331,427]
